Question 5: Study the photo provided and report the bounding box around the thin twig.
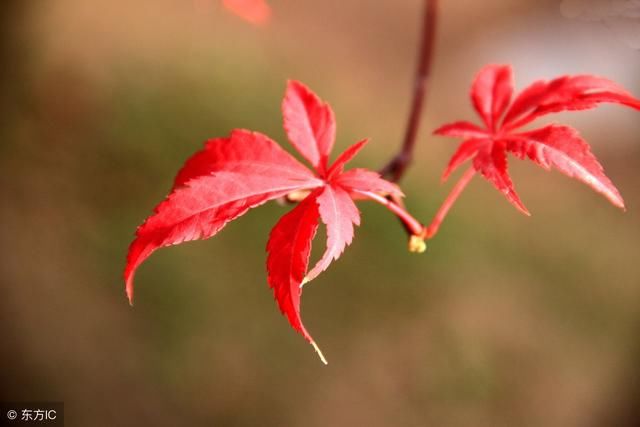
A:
[381,0,438,183]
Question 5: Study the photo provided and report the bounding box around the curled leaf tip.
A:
[126,281,135,306]
[408,235,427,253]
[300,276,310,288]
[311,341,328,365]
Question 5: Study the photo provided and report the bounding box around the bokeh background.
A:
[2,1,639,426]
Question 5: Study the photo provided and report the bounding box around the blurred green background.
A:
[2,1,639,426]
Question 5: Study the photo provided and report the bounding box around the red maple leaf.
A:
[124,81,423,363]
[222,0,271,25]
[434,64,640,214]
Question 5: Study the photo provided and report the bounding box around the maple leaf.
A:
[435,64,640,214]
[222,0,271,25]
[124,80,422,363]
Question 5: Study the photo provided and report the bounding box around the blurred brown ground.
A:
[1,1,639,426]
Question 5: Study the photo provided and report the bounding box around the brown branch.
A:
[380,0,438,183]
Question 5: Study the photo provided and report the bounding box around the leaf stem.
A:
[380,0,438,183]
[356,190,425,238]
[425,166,475,239]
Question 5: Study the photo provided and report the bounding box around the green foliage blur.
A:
[2,1,639,426]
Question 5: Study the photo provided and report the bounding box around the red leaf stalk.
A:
[355,190,427,252]
[425,166,475,239]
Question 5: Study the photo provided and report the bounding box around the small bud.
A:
[286,190,311,202]
[408,234,426,253]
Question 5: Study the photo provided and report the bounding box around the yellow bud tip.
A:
[408,235,427,253]
[300,276,310,288]
[286,190,311,202]
[311,341,328,365]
